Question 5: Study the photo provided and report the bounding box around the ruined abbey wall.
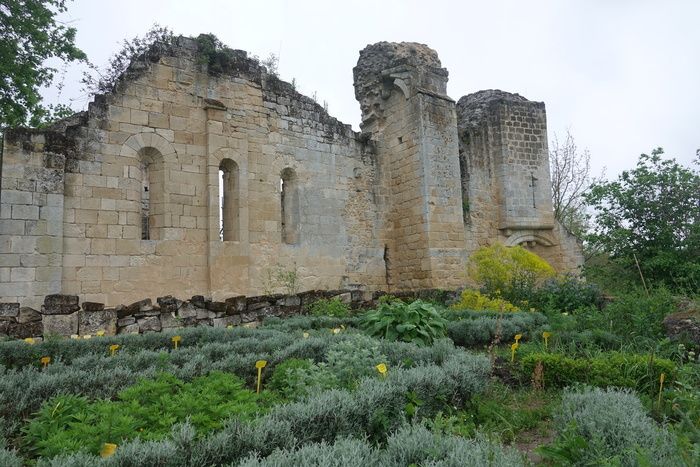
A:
[0,38,583,309]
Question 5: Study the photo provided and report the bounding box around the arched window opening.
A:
[219,158,240,241]
[280,167,299,245]
[138,147,164,241]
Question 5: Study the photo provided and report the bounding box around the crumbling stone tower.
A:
[353,43,467,290]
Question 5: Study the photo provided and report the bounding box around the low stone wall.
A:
[0,289,456,340]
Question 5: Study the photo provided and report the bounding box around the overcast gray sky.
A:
[46,0,699,178]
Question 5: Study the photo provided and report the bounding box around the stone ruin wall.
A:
[0,37,583,310]
[0,289,457,340]
[456,90,584,272]
[1,37,388,309]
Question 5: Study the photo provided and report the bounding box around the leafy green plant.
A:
[325,334,387,388]
[306,298,351,318]
[467,243,555,301]
[361,300,447,346]
[266,358,338,400]
[451,289,520,312]
[21,371,263,458]
[539,386,680,466]
[519,351,675,393]
[529,275,604,313]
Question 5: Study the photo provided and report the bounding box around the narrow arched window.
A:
[138,147,164,240]
[280,168,299,245]
[219,158,240,241]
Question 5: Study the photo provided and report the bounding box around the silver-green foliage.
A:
[550,387,681,466]
[35,353,491,466]
[238,424,524,467]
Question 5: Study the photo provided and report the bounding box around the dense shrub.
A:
[451,289,520,312]
[0,326,297,369]
[447,312,548,348]
[239,424,524,466]
[362,299,447,346]
[306,298,352,317]
[325,334,387,388]
[35,353,491,466]
[540,387,680,466]
[21,371,263,458]
[519,351,675,393]
[467,243,555,300]
[0,330,472,435]
[528,275,604,313]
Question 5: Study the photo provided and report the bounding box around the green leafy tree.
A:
[0,0,86,127]
[584,149,700,291]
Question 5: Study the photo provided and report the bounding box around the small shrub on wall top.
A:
[452,289,520,312]
[468,243,555,299]
[361,300,447,346]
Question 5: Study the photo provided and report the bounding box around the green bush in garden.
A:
[266,359,339,400]
[306,298,352,317]
[34,352,491,466]
[239,424,524,467]
[325,334,387,388]
[446,312,547,348]
[361,299,447,346]
[528,274,604,313]
[22,372,263,458]
[519,351,675,393]
[540,387,680,466]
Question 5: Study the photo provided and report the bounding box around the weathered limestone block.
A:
[206,301,227,313]
[117,316,136,327]
[157,296,184,314]
[160,312,182,329]
[224,296,246,314]
[43,312,79,336]
[42,294,79,315]
[177,302,198,319]
[82,302,105,311]
[138,316,162,333]
[196,308,216,320]
[212,315,241,327]
[126,298,153,313]
[2,320,42,339]
[190,295,208,309]
[0,303,19,318]
[17,307,42,324]
[118,323,139,334]
[79,309,117,335]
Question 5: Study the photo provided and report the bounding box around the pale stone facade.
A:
[0,38,583,308]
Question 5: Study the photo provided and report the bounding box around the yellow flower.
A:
[255,360,268,369]
[332,328,341,334]
[70,334,79,339]
[109,344,120,356]
[376,363,388,376]
[24,337,35,345]
[171,335,181,349]
[40,356,51,367]
[514,334,522,343]
[100,443,117,458]
[83,335,92,339]
[303,332,310,339]
[96,330,106,337]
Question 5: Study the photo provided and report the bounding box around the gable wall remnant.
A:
[0,37,583,308]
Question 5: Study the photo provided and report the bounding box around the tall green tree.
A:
[0,0,86,128]
[584,149,700,291]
